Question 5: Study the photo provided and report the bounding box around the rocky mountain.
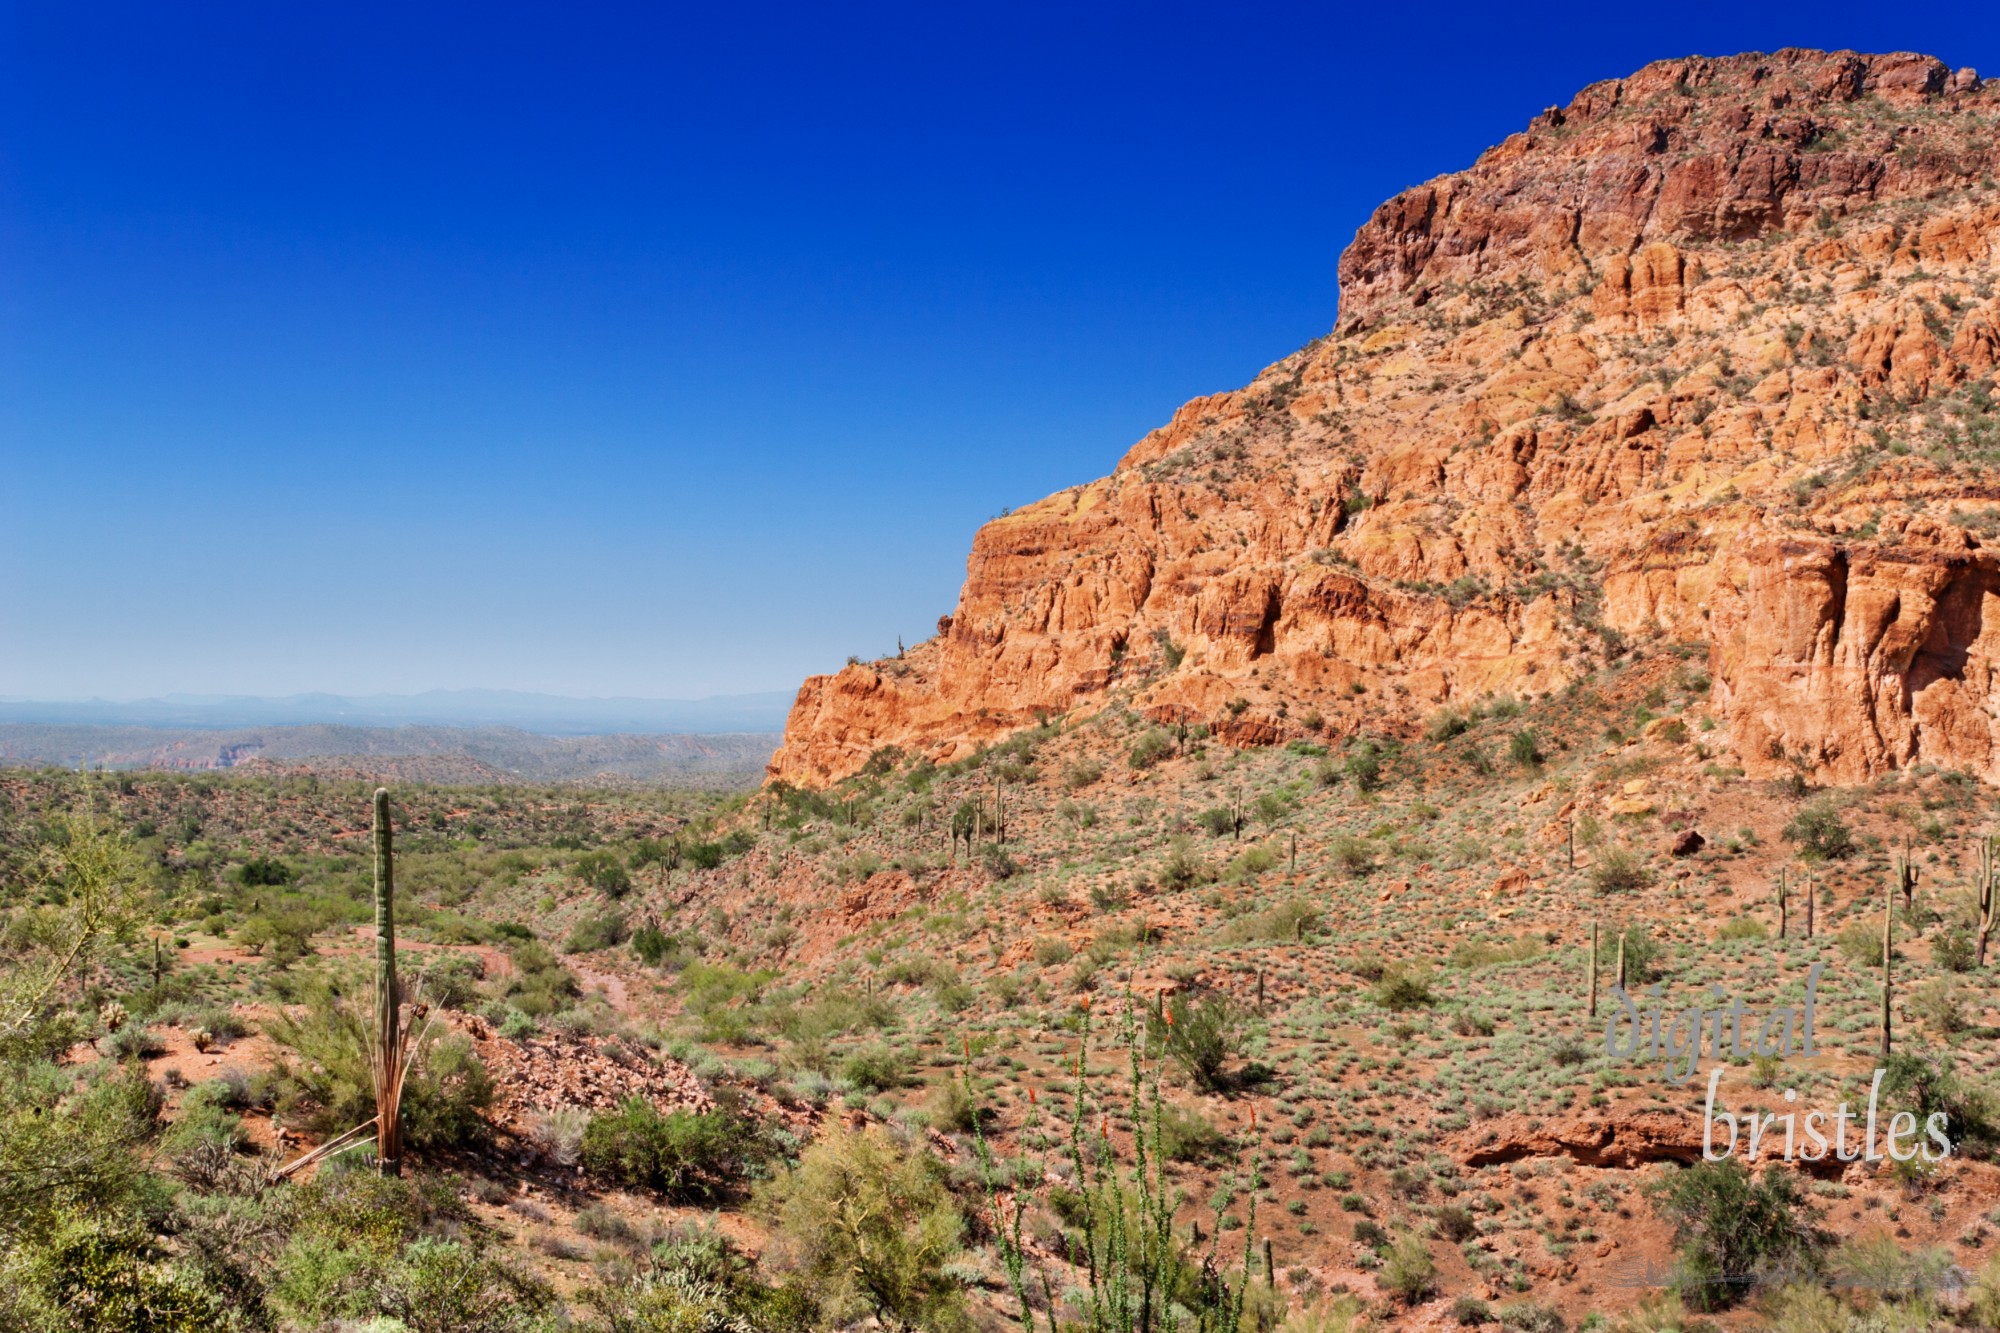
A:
[771,48,2000,789]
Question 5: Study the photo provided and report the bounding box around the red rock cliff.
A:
[771,49,2000,787]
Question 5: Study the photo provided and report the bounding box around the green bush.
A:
[1783,799,1855,861]
[377,1238,553,1333]
[563,909,628,954]
[237,855,295,887]
[758,1126,967,1333]
[1371,971,1435,1011]
[1590,845,1653,894]
[263,992,494,1153]
[1597,923,1665,984]
[1344,741,1386,792]
[841,1043,912,1092]
[1129,730,1176,770]
[572,849,633,898]
[1150,993,1239,1092]
[1379,1234,1436,1304]
[1647,1158,1819,1310]
[581,1100,745,1201]
[18,1215,223,1332]
[1934,926,1976,973]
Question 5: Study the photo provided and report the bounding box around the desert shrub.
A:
[581,1100,745,1201]
[1508,729,1543,769]
[1912,978,1967,1035]
[925,1079,986,1134]
[1158,1103,1230,1163]
[1371,971,1434,1011]
[1150,993,1240,1092]
[1597,923,1665,984]
[1379,1234,1436,1304]
[503,939,580,1016]
[1328,834,1374,877]
[979,845,1020,881]
[237,854,295,887]
[841,1043,912,1092]
[1836,923,1882,968]
[630,924,676,967]
[1156,836,1215,891]
[1647,1158,1819,1310]
[1344,740,1386,793]
[0,1063,163,1248]
[1590,845,1653,894]
[572,850,632,898]
[263,991,494,1152]
[1878,1051,1993,1150]
[1449,936,1539,968]
[413,951,486,1010]
[523,1106,589,1167]
[1783,799,1854,861]
[1062,759,1105,791]
[1218,897,1319,943]
[1196,806,1238,837]
[758,1125,967,1333]
[563,909,628,954]
[1496,1303,1566,1333]
[1434,1204,1477,1242]
[1715,916,1768,942]
[1933,926,1976,973]
[1425,709,1469,742]
[1129,730,1176,771]
[375,1237,553,1333]
[16,1215,224,1331]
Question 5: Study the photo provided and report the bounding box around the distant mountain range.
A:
[0,689,793,735]
[0,723,777,788]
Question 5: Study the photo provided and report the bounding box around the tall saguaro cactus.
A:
[1979,837,1999,967]
[1880,869,1894,1060]
[1587,921,1599,1019]
[373,788,403,1177]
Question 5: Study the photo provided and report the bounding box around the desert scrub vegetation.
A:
[580,1099,749,1200]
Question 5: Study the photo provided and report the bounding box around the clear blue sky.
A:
[4,3,1995,701]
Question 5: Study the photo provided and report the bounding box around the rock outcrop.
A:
[771,49,2000,787]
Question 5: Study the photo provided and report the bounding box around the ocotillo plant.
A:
[965,994,1256,1333]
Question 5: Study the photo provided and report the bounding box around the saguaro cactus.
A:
[1588,921,1599,1019]
[1776,869,1788,940]
[1805,871,1816,939]
[1979,837,1999,967]
[1894,842,1918,914]
[1880,869,1894,1059]
[373,788,403,1176]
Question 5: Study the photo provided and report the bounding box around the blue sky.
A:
[4,3,1996,701]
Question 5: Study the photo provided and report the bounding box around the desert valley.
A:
[15,45,2000,1333]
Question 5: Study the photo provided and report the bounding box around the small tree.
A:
[1648,1158,1819,1310]
[759,1125,968,1333]
[1783,799,1855,862]
[1150,993,1240,1091]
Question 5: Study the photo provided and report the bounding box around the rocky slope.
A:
[771,48,2000,788]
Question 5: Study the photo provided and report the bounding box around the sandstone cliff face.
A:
[771,49,2000,788]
